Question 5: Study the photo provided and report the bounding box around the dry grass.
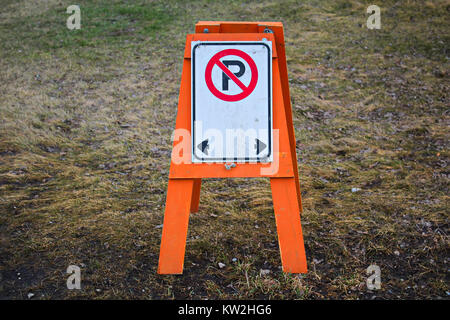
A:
[0,0,448,299]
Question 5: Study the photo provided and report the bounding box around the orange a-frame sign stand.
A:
[158,21,307,274]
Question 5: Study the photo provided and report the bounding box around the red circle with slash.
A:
[205,49,258,102]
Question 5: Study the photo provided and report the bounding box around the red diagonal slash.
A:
[215,60,248,92]
[204,48,258,102]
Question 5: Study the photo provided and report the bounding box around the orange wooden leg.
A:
[190,178,202,213]
[158,179,194,274]
[270,177,307,273]
[294,174,303,213]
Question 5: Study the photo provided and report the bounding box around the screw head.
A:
[225,163,236,170]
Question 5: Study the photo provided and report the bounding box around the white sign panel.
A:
[191,41,272,163]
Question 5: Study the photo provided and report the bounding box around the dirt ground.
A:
[0,0,448,299]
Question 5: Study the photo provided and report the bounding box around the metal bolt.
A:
[225,163,236,170]
[203,28,209,33]
[263,28,273,34]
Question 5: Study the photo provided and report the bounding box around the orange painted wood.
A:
[270,177,307,273]
[195,21,284,34]
[267,25,304,213]
[157,179,194,274]
[190,178,201,213]
[158,22,307,275]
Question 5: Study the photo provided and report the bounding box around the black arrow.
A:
[255,139,267,155]
[197,139,209,155]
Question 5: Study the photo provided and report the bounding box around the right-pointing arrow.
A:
[255,139,266,155]
[197,139,209,155]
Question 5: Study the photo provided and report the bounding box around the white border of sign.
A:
[191,41,273,163]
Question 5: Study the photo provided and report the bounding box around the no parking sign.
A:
[191,41,272,163]
[158,22,307,276]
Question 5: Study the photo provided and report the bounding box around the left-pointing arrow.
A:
[197,139,209,155]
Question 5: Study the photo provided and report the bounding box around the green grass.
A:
[0,0,449,299]
[0,0,174,53]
